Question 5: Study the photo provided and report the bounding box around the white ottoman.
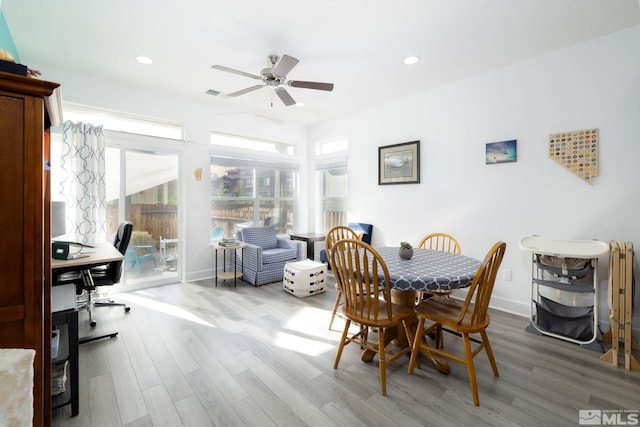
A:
[283,259,327,297]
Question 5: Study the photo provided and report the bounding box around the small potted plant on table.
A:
[399,241,413,260]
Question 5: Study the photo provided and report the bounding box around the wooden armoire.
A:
[0,70,61,426]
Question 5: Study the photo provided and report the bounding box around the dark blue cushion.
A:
[348,222,373,244]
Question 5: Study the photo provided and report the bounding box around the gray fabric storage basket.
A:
[534,295,593,341]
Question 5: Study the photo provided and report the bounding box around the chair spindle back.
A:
[331,239,394,324]
[418,232,461,254]
[457,241,506,327]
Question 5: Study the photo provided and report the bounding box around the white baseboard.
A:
[489,295,529,318]
[185,269,214,283]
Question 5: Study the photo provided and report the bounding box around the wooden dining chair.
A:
[408,241,506,406]
[325,225,362,330]
[331,238,414,396]
[416,232,463,347]
[417,232,462,298]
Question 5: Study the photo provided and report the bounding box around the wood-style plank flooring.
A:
[52,275,640,426]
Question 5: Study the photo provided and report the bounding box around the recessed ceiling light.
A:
[403,56,420,65]
[295,102,305,108]
[136,56,153,65]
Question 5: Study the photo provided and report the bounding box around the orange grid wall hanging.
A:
[548,127,598,184]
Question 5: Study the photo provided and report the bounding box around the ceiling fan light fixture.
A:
[211,54,334,107]
[136,56,153,65]
[403,56,420,65]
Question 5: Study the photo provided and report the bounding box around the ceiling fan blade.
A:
[288,80,334,91]
[211,64,261,80]
[272,55,299,77]
[275,87,296,106]
[227,85,264,97]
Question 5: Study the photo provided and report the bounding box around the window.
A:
[63,103,184,140]
[316,164,347,232]
[210,133,299,237]
[211,161,297,236]
[316,136,347,155]
[315,137,348,232]
[211,132,296,155]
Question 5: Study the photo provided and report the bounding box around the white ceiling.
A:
[3,0,639,127]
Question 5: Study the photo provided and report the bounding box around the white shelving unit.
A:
[519,236,609,347]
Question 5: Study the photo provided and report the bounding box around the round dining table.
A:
[376,246,480,292]
[362,247,481,374]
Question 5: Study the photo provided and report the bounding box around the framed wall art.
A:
[485,139,517,164]
[378,140,420,185]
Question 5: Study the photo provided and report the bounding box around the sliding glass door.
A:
[107,147,180,291]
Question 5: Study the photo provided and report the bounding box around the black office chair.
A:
[75,221,133,343]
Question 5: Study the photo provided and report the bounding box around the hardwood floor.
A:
[52,275,640,427]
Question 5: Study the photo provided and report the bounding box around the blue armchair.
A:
[236,226,303,286]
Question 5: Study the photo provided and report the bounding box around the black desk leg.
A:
[69,310,79,416]
[307,242,315,260]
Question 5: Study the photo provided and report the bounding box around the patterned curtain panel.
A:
[59,121,107,244]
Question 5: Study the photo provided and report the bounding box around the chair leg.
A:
[333,319,351,369]
[481,330,499,377]
[86,291,96,328]
[94,300,131,313]
[435,323,444,349]
[328,290,342,330]
[462,333,480,406]
[78,291,131,344]
[378,327,387,396]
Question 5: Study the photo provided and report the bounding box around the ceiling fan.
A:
[209,54,334,106]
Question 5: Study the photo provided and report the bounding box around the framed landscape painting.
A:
[378,140,420,185]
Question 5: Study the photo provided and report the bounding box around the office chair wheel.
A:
[90,320,97,327]
[124,306,131,313]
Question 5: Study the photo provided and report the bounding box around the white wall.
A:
[309,25,640,333]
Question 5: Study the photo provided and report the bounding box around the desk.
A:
[52,242,124,342]
[364,247,481,373]
[51,242,124,274]
[52,243,118,418]
[289,232,326,260]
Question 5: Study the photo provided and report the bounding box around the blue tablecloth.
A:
[376,247,481,291]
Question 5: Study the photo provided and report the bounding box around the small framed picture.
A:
[486,140,517,164]
[378,140,420,185]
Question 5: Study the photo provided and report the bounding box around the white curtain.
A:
[58,121,107,243]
